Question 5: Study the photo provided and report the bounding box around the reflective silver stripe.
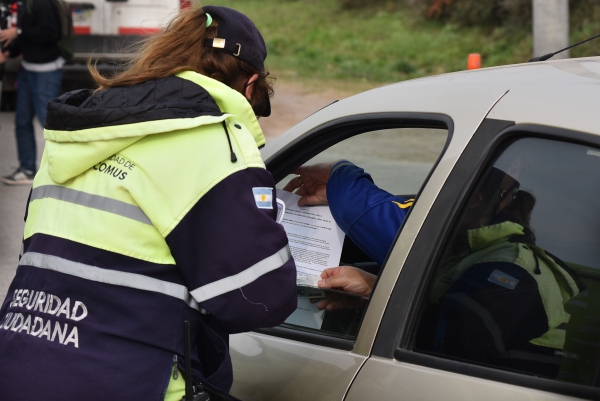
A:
[30,185,152,225]
[20,252,200,311]
[446,292,506,353]
[191,245,291,303]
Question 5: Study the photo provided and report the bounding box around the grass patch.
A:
[200,0,596,88]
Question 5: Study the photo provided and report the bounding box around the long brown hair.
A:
[88,8,274,114]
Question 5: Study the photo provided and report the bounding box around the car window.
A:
[413,137,600,385]
[276,127,448,341]
[277,128,447,195]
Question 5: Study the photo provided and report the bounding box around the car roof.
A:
[263,57,600,161]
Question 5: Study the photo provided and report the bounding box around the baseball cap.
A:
[202,6,271,116]
[202,6,267,71]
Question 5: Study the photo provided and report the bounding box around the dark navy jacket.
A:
[0,73,297,401]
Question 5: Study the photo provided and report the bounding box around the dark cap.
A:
[202,6,267,72]
[202,6,271,117]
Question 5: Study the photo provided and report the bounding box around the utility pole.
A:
[532,0,570,59]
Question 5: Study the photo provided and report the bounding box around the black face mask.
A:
[243,72,271,117]
[250,99,268,117]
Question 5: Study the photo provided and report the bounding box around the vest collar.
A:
[467,221,525,253]
[176,71,266,148]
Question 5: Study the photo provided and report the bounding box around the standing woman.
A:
[0,6,296,401]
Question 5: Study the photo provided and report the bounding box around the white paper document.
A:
[284,298,325,329]
[276,189,345,277]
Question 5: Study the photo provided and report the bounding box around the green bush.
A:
[419,0,600,37]
[421,0,600,58]
[412,0,531,31]
[570,0,600,57]
[328,0,530,41]
[337,0,394,10]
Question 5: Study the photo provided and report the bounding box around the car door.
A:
[229,114,452,401]
[345,119,600,400]
[228,75,510,401]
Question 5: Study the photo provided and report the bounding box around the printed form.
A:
[276,189,344,277]
[277,189,345,330]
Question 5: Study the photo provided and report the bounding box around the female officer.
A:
[0,6,296,401]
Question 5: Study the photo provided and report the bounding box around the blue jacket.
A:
[326,161,413,265]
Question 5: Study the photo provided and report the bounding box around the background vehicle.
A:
[1,0,187,110]
[229,57,600,400]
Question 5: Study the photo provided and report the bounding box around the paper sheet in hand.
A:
[285,276,367,329]
[284,277,326,329]
[284,298,324,329]
[276,189,344,277]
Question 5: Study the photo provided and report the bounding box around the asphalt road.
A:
[0,112,44,300]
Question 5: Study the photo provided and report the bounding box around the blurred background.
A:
[3,0,600,115]
[2,0,596,136]
[204,0,600,84]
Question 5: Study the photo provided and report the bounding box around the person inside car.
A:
[285,162,585,377]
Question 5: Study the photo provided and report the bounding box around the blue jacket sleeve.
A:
[326,161,413,265]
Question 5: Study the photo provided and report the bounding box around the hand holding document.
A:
[277,189,346,329]
[276,189,345,278]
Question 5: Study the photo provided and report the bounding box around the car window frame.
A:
[256,112,454,351]
[372,119,600,400]
[267,113,453,184]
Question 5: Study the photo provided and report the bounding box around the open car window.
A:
[276,128,447,195]
[275,126,448,341]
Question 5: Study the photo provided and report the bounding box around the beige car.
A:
[229,57,600,401]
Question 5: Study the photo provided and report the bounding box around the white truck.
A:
[2,0,185,109]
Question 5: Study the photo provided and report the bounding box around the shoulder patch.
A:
[252,187,273,209]
[488,269,519,290]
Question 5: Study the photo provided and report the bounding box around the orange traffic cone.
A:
[467,53,481,70]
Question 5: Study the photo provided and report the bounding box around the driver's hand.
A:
[282,161,340,206]
[317,266,376,309]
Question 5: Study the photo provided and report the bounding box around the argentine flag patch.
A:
[253,187,273,209]
[488,269,519,290]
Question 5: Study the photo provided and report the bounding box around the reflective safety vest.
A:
[0,71,297,401]
[432,222,583,352]
[29,71,266,265]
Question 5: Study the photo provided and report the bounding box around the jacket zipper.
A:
[172,354,179,379]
